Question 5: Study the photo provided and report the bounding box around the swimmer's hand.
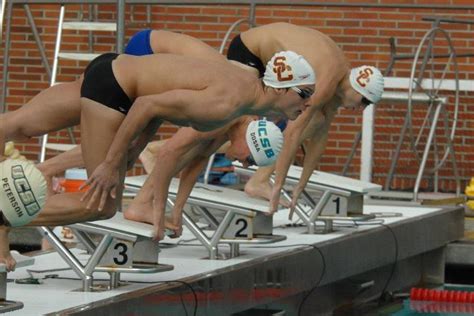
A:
[267,185,282,215]
[80,162,119,211]
[288,185,304,220]
[165,210,183,238]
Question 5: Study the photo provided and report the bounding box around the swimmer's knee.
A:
[0,113,33,140]
[17,121,38,139]
[86,207,116,221]
[97,199,119,220]
[82,198,118,221]
[0,116,10,137]
[102,205,117,220]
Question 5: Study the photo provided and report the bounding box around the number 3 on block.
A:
[99,239,134,267]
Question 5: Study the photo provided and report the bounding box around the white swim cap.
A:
[0,159,46,227]
[263,51,316,88]
[245,119,284,166]
[349,65,384,103]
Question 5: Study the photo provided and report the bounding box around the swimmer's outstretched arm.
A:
[149,131,206,239]
[287,117,332,219]
[167,135,227,236]
[149,127,226,239]
[268,83,335,214]
[83,89,218,211]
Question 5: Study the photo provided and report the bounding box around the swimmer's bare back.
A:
[112,53,259,129]
[242,22,349,79]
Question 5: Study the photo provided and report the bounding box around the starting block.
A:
[125,176,286,260]
[39,213,173,292]
[233,163,382,234]
[0,251,34,313]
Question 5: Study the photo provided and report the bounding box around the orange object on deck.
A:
[60,169,88,193]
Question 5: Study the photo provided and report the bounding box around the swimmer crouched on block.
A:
[0,50,315,271]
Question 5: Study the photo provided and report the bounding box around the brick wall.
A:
[1,2,473,191]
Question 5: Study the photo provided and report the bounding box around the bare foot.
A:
[124,193,153,224]
[124,195,182,237]
[245,177,273,200]
[0,226,15,272]
[139,149,156,174]
[125,203,182,237]
[245,178,290,208]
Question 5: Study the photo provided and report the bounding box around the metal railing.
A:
[341,16,474,199]
[0,0,6,45]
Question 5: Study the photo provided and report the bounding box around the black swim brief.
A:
[80,53,133,115]
[227,34,265,78]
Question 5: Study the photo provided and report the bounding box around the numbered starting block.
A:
[39,213,173,292]
[0,251,34,313]
[234,163,382,234]
[125,176,286,260]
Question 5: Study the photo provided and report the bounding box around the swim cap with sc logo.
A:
[263,51,316,89]
[349,65,384,104]
[245,119,284,166]
[0,159,46,227]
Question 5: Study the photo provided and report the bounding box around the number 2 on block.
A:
[235,218,248,237]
